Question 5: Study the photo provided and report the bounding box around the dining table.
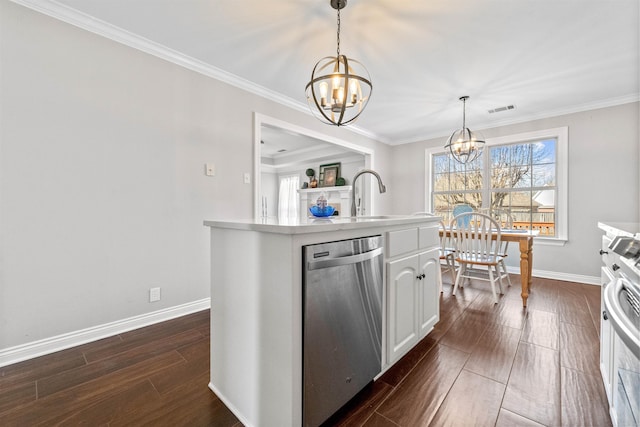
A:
[440,228,538,307]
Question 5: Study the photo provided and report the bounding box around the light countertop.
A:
[597,221,640,238]
[204,214,440,235]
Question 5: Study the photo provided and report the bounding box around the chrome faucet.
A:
[351,169,387,216]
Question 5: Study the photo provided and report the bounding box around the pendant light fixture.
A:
[305,0,372,126]
[444,96,485,164]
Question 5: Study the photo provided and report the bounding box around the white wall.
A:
[388,102,640,279]
[260,171,279,217]
[0,2,390,352]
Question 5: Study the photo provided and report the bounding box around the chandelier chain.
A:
[462,97,466,129]
[336,6,341,57]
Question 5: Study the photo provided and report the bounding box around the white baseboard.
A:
[208,382,253,427]
[505,266,601,286]
[0,298,211,368]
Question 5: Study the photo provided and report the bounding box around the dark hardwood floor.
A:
[0,274,611,426]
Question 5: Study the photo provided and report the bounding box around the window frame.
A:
[425,127,568,246]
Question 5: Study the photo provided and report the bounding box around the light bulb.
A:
[349,80,358,104]
[332,74,341,89]
[319,82,328,98]
[319,82,328,107]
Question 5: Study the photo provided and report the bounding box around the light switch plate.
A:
[205,163,215,176]
[243,172,251,184]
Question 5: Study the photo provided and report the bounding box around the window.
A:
[426,127,568,243]
[278,174,300,219]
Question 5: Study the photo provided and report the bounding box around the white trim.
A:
[0,298,211,368]
[504,266,601,286]
[209,382,254,427]
[424,148,439,213]
[533,237,567,247]
[9,0,388,145]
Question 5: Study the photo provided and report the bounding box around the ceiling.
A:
[23,0,639,145]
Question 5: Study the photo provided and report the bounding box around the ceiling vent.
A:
[488,104,516,114]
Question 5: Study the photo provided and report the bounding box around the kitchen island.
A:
[204,214,441,427]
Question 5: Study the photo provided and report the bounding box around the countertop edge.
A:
[204,216,441,235]
[597,221,640,238]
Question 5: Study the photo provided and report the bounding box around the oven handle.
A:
[604,276,640,355]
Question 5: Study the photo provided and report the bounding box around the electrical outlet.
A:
[205,163,215,176]
[243,172,251,184]
[149,287,161,302]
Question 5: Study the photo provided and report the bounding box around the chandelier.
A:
[444,96,485,164]
[305,0,372,126]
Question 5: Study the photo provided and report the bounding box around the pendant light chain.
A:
[336,6,341,57]
[461,97,466,129]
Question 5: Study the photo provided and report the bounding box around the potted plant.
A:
[306,168,318,188]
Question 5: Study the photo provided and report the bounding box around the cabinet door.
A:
[419,248,440,338]
[387,254,419,364]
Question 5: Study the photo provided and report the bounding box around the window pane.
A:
[490,145,510,166]
[433,173,450,191]
[505,191,533,231]
[462,193,482,210]
[533,189,556,236]
[532,163,555,187]
[509,143,532,166]
[511,166,532,188]
[492,165,531,189]
[532,139,556,164]
[450,171,466,191]
[465,170,483,190]
[433,154,450,174]
[433,194,453,222]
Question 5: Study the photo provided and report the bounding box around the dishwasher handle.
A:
[307,247,383,271]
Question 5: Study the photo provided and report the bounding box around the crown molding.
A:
[10,0,389,145]
[391,93,640,146]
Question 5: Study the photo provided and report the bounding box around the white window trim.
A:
[425,127,568,246]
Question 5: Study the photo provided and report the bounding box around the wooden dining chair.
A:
[450,212,507,304]
[438,220,457,291]
[490,209,513,288]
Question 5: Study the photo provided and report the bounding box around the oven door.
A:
[604,274,640,427]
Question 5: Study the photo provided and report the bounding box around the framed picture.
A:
[318,162,341,187]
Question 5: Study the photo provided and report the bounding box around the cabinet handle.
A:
[612,264,620,271]
[421,273,426,279]
[599,249,608,255]
[416,275,422,280]
[602,310,608,321]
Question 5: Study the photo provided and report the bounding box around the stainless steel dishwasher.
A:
[303,235,384,427]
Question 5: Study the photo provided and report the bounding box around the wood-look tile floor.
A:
[0,274,611,427]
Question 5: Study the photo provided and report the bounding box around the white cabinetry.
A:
[419,248,440,336]
[205,215,441,426]
[386,224,440,365]
[597,221,638,421]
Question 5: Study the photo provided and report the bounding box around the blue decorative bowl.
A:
[309,205,336,217]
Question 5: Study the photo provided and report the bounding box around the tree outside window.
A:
[432,138,557,236]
